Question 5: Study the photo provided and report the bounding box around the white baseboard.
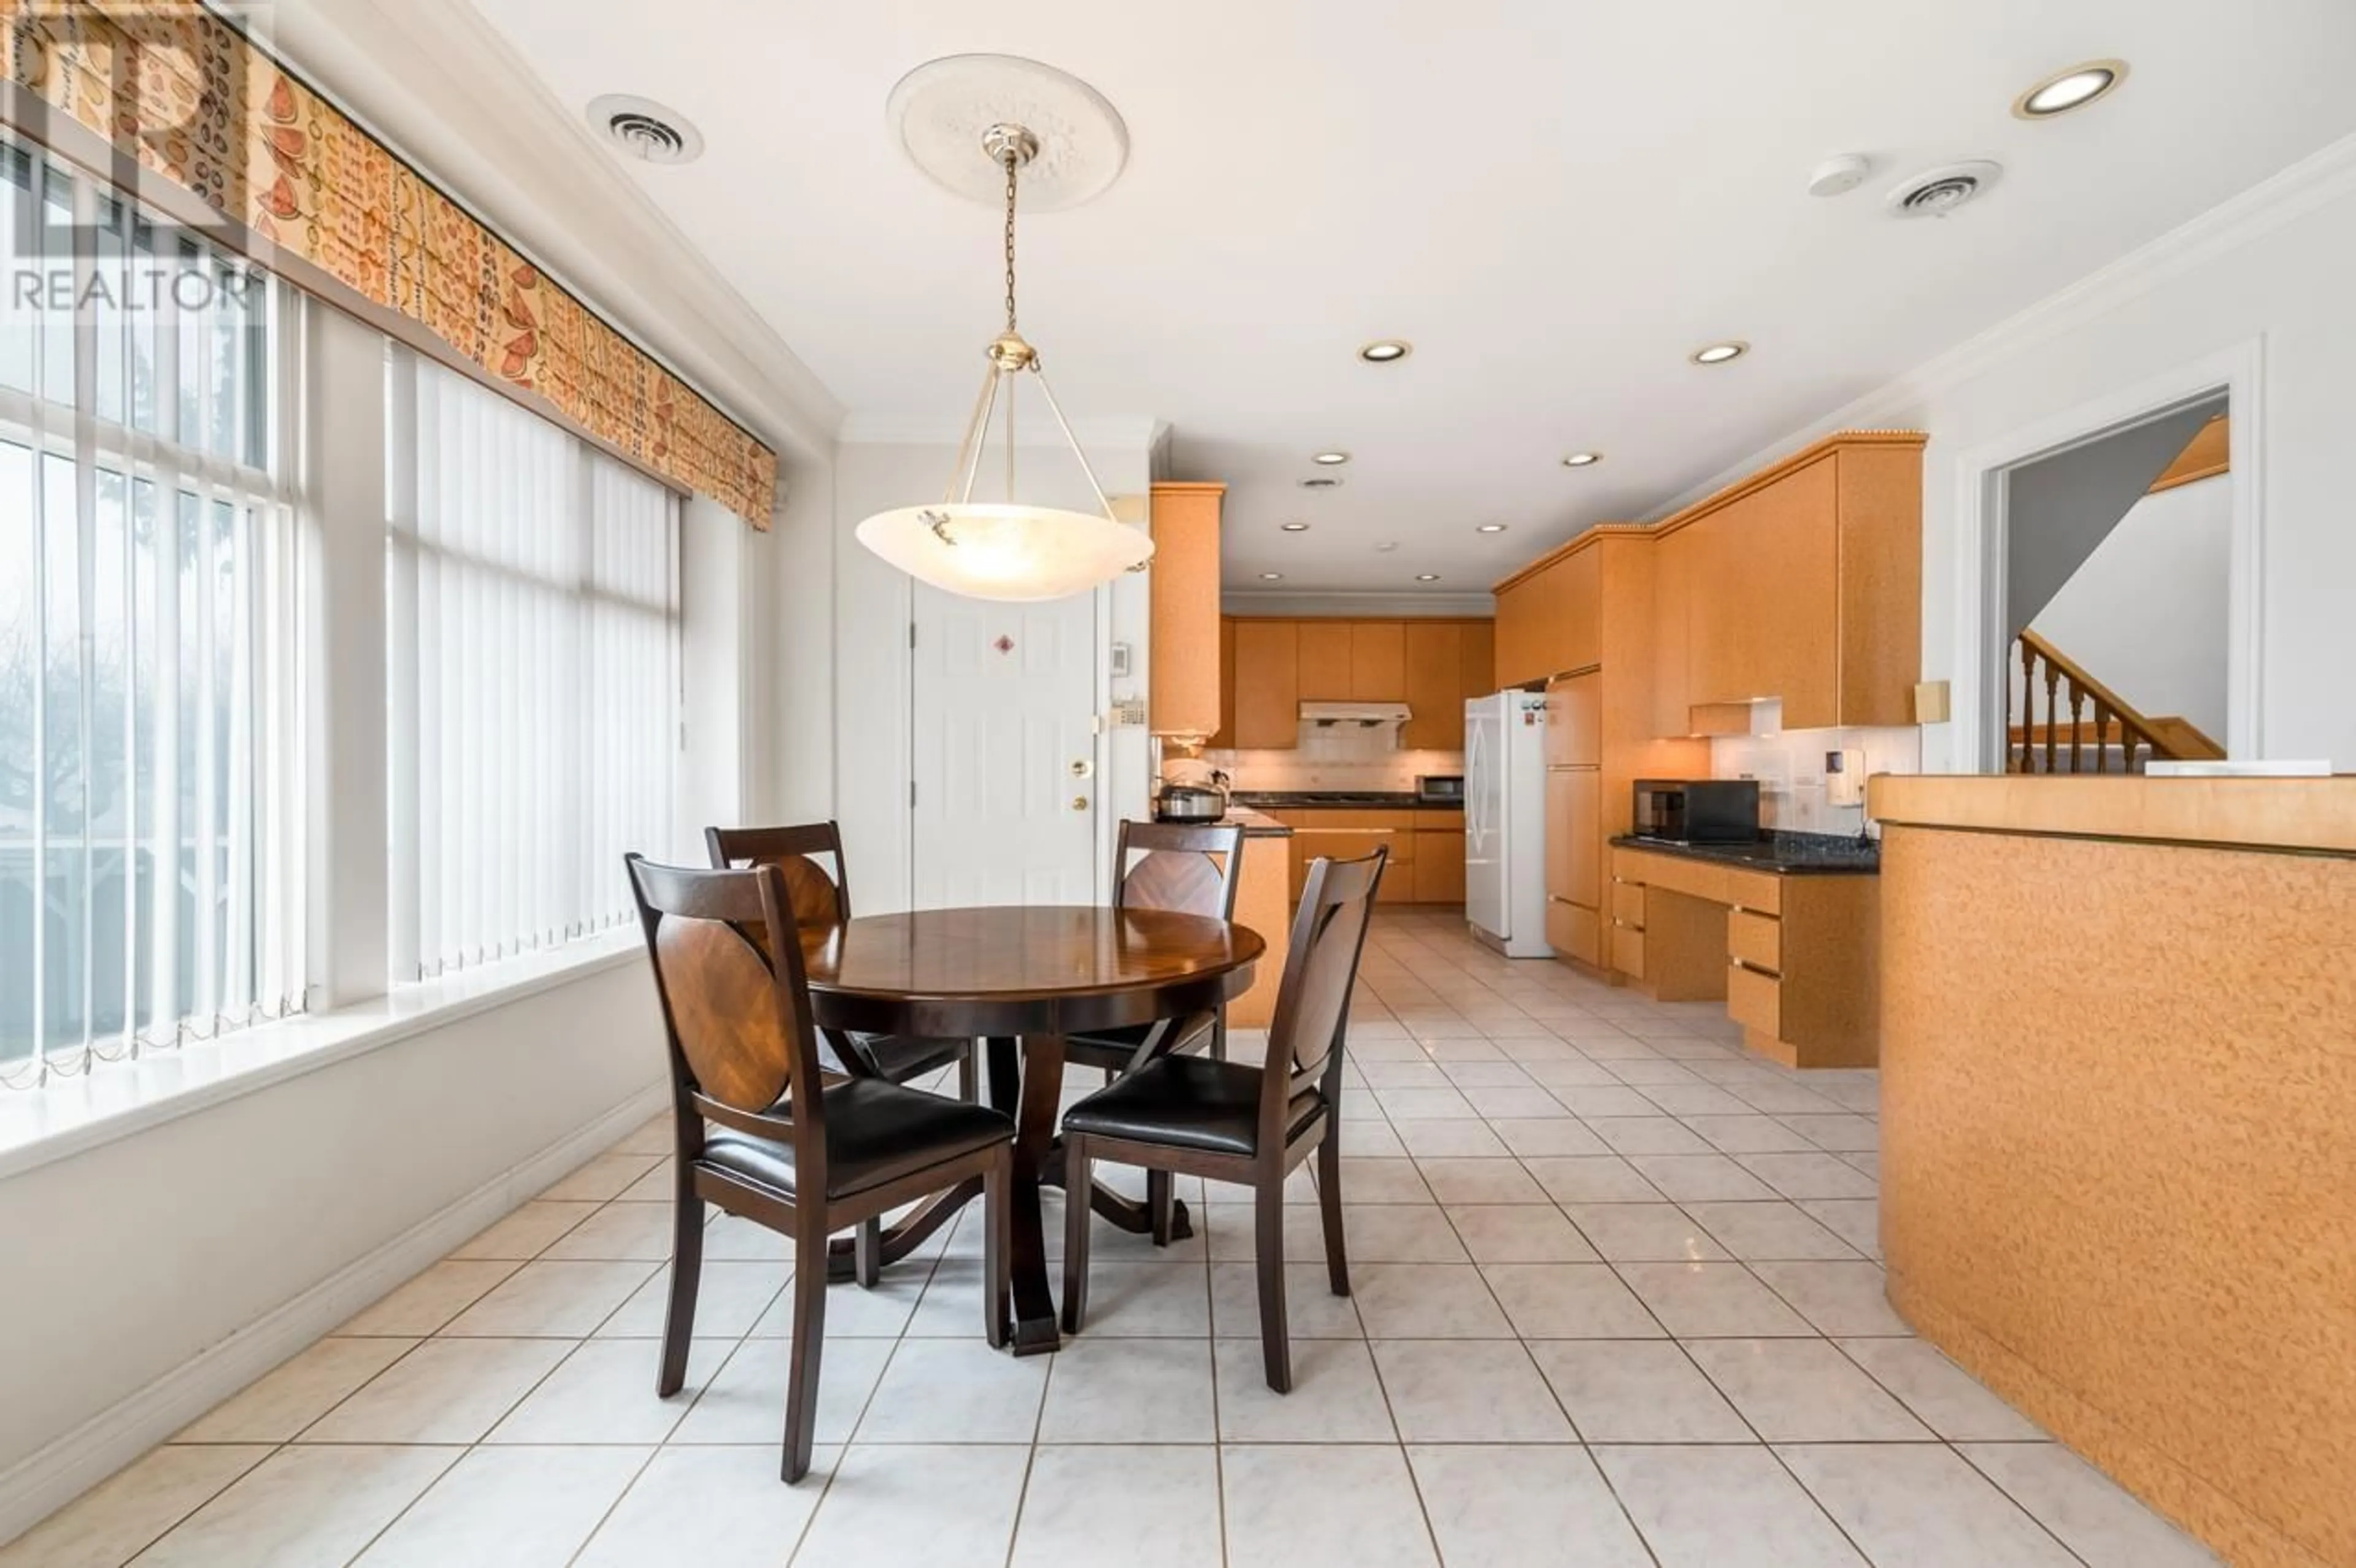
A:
[0,1079,668,1548]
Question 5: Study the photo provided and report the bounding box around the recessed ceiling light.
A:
[1280,521,1310,532]
[1299,476,1342,489]
[1374,542,1399,553]
[2014,60,2128,119]
[1259,572,1284,581]
[1561,452,1603,467]
[1312,450,1350,466]
[1690,340,1748,366]
[1358,340,1412,363]
[1415,573,1442,582]
[1476,523,1508,534]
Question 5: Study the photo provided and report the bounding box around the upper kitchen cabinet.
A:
[1401,619,1494,750]
[1350,621,1406,699]
[1147,482,1225,737]
[1665,433,1924,732]
[1493,532,1603,686]
[1296,621,1354,699]
[1459,621,1495,702]
[1296,619,1411,701]
[1237,617,1493,750]
[1231,618,1299,748]
[1401,621,1462,750]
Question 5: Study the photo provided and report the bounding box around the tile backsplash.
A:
[1205,726,1463,793]
[1710,702,1920,837]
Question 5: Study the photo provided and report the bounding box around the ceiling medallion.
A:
[858,60,1144,601]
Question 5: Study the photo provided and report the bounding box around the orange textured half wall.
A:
[1870,774,2356,1568]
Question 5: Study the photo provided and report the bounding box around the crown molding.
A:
[837,410,1171,452]
[263,0,842,467]
[1223,589,1496,618]
[1638,129,2356,524]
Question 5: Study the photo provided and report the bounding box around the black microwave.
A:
[1632,779,1760,844]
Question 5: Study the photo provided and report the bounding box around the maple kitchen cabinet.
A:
[1226,617,1494,749]
[1663,433,1923,732]
[1147,482,1225,738]
[1230,619,1299,748]
[1209,617,1238,749]
[1296,621,1353,699]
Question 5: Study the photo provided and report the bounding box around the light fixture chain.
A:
[1002,147,1019,336]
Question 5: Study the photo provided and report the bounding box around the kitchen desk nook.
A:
[1606,833,1882,1069]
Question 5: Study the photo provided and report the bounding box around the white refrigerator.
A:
[1464,690,1552,958]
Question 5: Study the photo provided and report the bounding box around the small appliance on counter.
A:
[1152,753,1231,823]
[1416,774,1464,806]
[1631,778,1761,844]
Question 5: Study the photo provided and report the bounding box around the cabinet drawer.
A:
[1727,909,1782,975]
[1611,879,1646,928]
[1610,923,1646,980]
[1727,961,1782,1037]
[1725,869,1783,917]
[1546,898,1602,967]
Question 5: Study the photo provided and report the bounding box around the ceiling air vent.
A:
[1885,161,2002,218]
[587,94,705,165]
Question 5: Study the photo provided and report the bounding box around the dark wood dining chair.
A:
[1065,819,1246,1074]
[1063,819,1248,1243]
[626,854,1015,1482]
[1059,847,1386,1392]
[707,823,979,1099]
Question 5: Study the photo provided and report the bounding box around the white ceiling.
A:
[463,0,2356,591]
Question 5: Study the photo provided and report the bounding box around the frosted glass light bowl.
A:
[856,502,1152,601]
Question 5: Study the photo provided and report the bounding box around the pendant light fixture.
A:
[858,71,1145,602]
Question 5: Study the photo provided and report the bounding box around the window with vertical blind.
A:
[384,350,679,981]
[0,138,307,1088]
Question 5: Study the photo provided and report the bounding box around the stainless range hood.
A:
[1299,701,1413,728]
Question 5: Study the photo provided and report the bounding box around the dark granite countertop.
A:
[1231,791,1463,811]
[1610,831,1881,876]
[1218,807,1292,838]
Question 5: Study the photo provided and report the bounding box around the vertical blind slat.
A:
[382,355,677,984]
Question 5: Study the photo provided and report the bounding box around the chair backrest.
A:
[626,854,826,1166]
[705,822,853,927]
[1263,848,1387,1119]
[1112,819,1247,920]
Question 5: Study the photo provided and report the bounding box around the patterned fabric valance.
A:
[1,0,779,527]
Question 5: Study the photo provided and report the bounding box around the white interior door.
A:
[911,588,1099,907]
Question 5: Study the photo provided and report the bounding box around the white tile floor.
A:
[4,910,2223,1568]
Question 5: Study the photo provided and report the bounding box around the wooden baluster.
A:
[2026,640,2045,767]
[2092,699,2111,774]
[2042,661,2061,775]
[2066,680,2087,774]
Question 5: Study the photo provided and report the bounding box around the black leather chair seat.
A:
[848,1032,971,1082]
[1061,1056,1323,1158]
[702,1079,1012,1199]
[1064,1014,1211,1067]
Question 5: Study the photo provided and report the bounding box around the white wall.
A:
[0,960,663,1512]
[1649,136,2356,773]
[1712,715,1923,837]
[762,461,838,824]
[2031,476,2232,744]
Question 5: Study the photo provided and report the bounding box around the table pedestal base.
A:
[820,1035,1190,1352]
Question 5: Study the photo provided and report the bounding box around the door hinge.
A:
[909,622,917,649]
[909,780,917,809]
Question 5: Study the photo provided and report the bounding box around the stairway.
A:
[2005,630,2225,774]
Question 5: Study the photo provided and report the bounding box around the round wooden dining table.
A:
[799,904,1265,1353]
